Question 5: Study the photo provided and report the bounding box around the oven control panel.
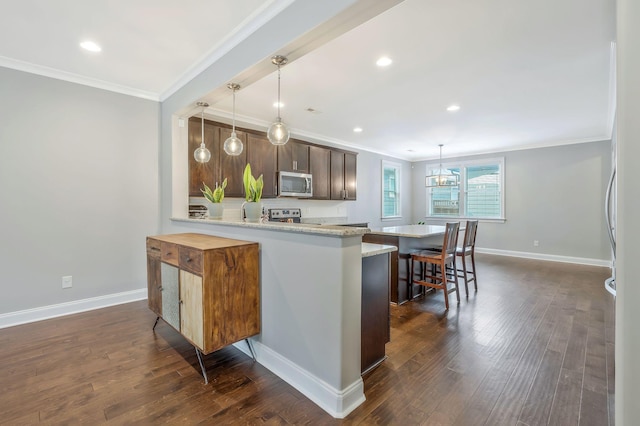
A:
[268,208,301,221]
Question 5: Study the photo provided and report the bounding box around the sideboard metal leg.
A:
[152,316,160,331]
[245,338,256,362]
[194,347,208,384]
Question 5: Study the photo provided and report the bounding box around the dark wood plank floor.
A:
[0,254,615,425]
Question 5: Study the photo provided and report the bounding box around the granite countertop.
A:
[172,217,370,237]
[367,224,448,238]
[361,243,398,258]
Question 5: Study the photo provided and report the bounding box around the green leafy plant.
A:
[243,163,263,202]
[201,178,227,203]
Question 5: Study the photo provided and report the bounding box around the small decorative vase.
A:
[208,203,223,220]
[243,202,262,223]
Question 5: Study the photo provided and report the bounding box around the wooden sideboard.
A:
[146,233,260,382]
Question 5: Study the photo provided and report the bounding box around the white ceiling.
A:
[0,0,616,161]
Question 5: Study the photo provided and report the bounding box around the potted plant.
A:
[201,178,227,219]
[242,163,263,222]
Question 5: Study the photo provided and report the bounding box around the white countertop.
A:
[367,224,447,238]
[361,243,398,258]
[172,217,370,237]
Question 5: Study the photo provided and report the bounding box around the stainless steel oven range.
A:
[268,208,301,223]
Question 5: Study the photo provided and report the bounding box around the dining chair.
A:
[457,220,478,296]
[422,220,479,297]
[409,222,460,311]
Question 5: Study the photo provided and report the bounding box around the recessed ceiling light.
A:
[376,56,392,67]
[80,40,102,53]
[447,104,461,112]
[353,127,363,133]
[273,101,284,108]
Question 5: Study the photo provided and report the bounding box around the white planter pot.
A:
[243,202,262,223]
[208,202,223,219]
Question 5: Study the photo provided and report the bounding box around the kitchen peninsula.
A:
[363,225,451,304]
[167,216,372,418]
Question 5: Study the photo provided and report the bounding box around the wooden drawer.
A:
[161,242,179,266]
[146,238,161,258]
[179,246,203,275]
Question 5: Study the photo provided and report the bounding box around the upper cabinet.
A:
[330,150,357,200]
[309,145,331,200]
[218,126,248,198]
[247,133,278,198]
[188,117,220,197]
[277,140,310,173]
[188,118,356,201]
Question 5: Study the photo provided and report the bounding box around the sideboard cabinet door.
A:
[161,263,180,331]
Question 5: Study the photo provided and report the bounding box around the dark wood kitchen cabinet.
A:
[188,117,220,197]
[309,145,331,200]
[218,126,248,198]
[247,133,278,198]
[361,249,393,374]
[146,233,260,356]
[188,118,357,201]
[330,150,357,200]
[189,119,279,199]
[277,139,310,173]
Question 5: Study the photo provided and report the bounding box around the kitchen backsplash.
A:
[188,196,351,223]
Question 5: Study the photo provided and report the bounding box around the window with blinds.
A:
[426,158,504,220]
[382,161,401,219]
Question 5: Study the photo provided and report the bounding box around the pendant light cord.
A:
[232,88,236,132]
[201,107,205,147]
[276,64,282,120]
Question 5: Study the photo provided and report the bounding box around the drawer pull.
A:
[186,257,192,262]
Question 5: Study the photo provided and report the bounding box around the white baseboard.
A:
[476,247,612,267]
[233,339,365,419]
[0,288,147,329]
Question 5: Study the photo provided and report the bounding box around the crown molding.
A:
[0,55,159,101]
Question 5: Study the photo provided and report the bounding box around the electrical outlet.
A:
[533,240,539,247]
[62,275,72,289]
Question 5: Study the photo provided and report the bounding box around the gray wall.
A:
[0,67,160,314]
[411,141,612,261]
[345,149,412,228]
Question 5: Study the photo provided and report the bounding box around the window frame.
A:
[381,160,402,219]
[425,157,505,221]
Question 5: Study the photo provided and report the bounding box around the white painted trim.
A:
[0,288,147,329]
[159,0,296,101]
[0,55,160,101]
[236,339,365,419]
[476,247,611,268]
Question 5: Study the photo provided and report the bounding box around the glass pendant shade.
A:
[194,145,211,163]
[267,119,290,145]
[223,131,243,156]
[268,55,290,146]
[425,144,459,187]
[194,101,211,163]
[223,83,244,156]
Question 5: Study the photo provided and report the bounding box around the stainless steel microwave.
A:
[278,171,312,198]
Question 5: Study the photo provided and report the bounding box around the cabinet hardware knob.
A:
[186,257,191,262]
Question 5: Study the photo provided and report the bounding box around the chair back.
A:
[442,222,460,258]
[462,220,478,250]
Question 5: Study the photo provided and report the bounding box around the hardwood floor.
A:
[0,254,614,425]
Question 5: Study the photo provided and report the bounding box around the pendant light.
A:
[223,83,243,156]
[194,102,211,163]
[426,144,459,187]
[267,55,290,146]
